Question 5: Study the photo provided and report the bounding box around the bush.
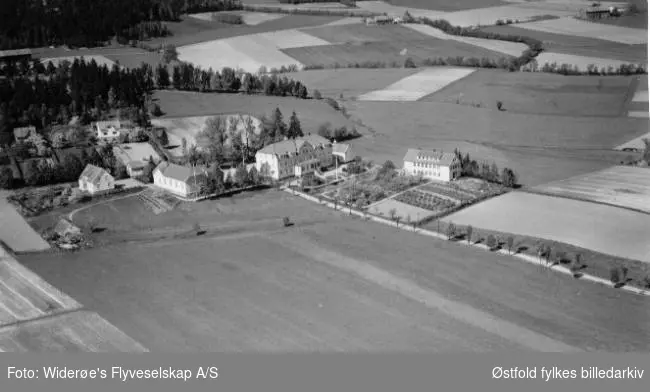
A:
[609,267,620,284]
[313,89,322,100]
[486,234,497,250]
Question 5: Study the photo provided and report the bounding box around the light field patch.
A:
[355,1,447,19]
[443,191,650,263]
[615,131,650,150]
[442,5,573,27]
[628,111,649,118]
[40,55,117,68]
[533,52,635,72]
[405,23,526,57]
[532,166,650,214]
[632,90,648,103]
[178,29,329,73]
[357,68,475,101]
[515,17,648,45]
[113,143,161,166]
[367,198,435,223]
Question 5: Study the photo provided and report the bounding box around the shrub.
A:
[313,89,322,100]
[486,234,497,250]
[609,267,620,284]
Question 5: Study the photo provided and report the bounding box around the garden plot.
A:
[533,52,633,73]
[40,55,117,68]
[405,23,527,57]
[515,17,648,45]
[442,5,573,27]
[355,1,447,19]
[443,191,650,263]
[178,30,330,72]
[367,197,435,223]
[357,68,475,101]
[531,166,650,213]
[113,143,161,166]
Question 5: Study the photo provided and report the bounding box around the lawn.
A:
[283,24,511,67]
[593,12,648,30]
[420,69,635,117]
[440,191,650,264]
[374,0,507,12]
[343,99,648,186]
[530,165,650,213]
[18,190,650,352]
[290,68,421,98]
[113,143,162,165]
[513,17,647,45]
[480,25,647,65]
[149,14,342,48]
[154,90,354,134]
[368,197,436,223]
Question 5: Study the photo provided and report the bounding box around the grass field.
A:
[514,17,647,45]
[593,11,648,29]
[188,11,285,25]
[33,47,162,69]
[18,190,650,352]
[283,27,510,68]
[150,14,341,48]
[480,25,647,65]
[178,29,330,73]
[343,99,647,186]
[291,68,420,98]
[345,1,447,18]
[441,5,574,27]
[442,191,650,263]
[357,68,476,101]
[154,91,354,135]
[367,197,435,222]
[374,0,506,12]
[150,114,262,156]
[404,23,527,57]
[530,166,650,213]
[420,69,634,117]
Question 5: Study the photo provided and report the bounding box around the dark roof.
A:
[0,49,32,58]
[403,148,457,166]
[127,160,147,170]
[257,135,331,156]
[79,164,112,185]
[154,162,207,184]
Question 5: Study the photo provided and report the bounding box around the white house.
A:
[332,142,355,163]
[78,164,115,194]
[402,148,461,182]
[153,161,208,198]
[255,135,333,181]
[95,120,133,141]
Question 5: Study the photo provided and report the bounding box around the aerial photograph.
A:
[0,0,648,352]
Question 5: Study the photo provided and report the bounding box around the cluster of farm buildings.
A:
[71,121,461,199]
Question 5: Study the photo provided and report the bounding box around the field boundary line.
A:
[283,187,650,297]
[521,187,650,216]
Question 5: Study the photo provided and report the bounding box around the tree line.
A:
[155,62,310,98]
[0,0,243,50]
[453,149,518,188]
[0,58,155,146]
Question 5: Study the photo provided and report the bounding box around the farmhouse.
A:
[255,135,333,181]
[153,161,208,198]
[94,120,133,141]
[78,164,115,195]
[332,142,355,163]
[13,126,36,143]
[402,148,461,182]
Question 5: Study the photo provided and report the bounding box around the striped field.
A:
[357,68,476,101]
[515,17,648,45]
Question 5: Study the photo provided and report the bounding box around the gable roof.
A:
[257,134,331,156]
[403,148,457,166]
[332,143,350,154]
[154,161,207,184]
[79,164,112,185]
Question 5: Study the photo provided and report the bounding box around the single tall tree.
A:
[287,111,303,139]
[272,107,287,138]
[466,225,473,244]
